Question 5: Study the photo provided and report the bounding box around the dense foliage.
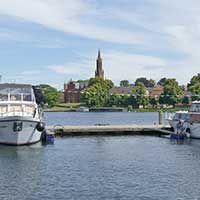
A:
[81,78,114,107]
[39,84,59,107]
[135,77,155,88]
[159,79,182,107]
[188,74,200,100]
[132,82,149,108]
[120,80,130,87]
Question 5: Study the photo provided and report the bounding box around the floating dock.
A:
[46,124,170,136]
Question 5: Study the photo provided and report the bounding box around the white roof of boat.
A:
[192,101,200,104]
[175,111,188,113]
[0,83,32,89]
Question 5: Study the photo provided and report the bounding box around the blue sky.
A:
[0,0,199,88]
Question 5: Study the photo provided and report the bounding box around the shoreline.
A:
[44,107,189,113]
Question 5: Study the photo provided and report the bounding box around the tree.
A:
[135,77,155,88]
[39,84,59,107]
[182,96,190,105]
[157,78,167,86]
[132,83,149,108]
[120,80,129,87]
[188,73,200,88]
[188,74,200,100]
[108,93,121,107]
[81,78,114,107]
[150,98,158,108]
[159,78,182,107]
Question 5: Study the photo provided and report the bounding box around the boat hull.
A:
[190,123,200,139]
[0,116,42,145]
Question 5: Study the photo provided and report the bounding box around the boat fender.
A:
[36,122,45,132]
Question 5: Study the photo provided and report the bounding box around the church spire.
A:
[98,48,101,59]
[95,49,104,79]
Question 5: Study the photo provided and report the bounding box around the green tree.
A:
[159,78,182,107]
[40,84,59,107]
[188,74,200,100]
[132,83,149,108]
[108,93,121,107]
[182,96,190,105]
[120,80,129,87]
[150,98,158,108]
[135,77,155,88]
[157,78,167,86]
[81,78,114,107]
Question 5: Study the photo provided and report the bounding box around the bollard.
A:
[158,111,163,125]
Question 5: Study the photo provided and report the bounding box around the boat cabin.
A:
[0,84,37,117]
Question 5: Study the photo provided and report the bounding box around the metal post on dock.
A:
[158,111,163,125]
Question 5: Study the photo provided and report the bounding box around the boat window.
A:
[0,105,7,113]
[0,94,8,101]
[23,94,32,102]
[10,94,21,101]
[0,86,32,94]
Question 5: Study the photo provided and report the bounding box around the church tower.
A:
[95,49,104,79]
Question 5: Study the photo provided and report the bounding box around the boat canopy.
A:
[0,84,34,102]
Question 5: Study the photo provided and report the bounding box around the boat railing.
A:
[0,103,37,118]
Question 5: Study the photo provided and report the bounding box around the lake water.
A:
[1,112,200,200]
[44,112,168,126]
[1,136,200,200]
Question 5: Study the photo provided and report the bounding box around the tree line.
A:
[81,74,200,108]
[35,73,200,108]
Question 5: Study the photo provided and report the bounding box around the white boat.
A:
[76,107,89,112]
[0,84,45,145]
[167,111,190,132]
[188,101,200,139]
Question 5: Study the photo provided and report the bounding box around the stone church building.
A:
[64,49,104,103]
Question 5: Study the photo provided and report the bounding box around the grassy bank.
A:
[44,103,189,112]
[130,107,189,113]
[44,103,85,112]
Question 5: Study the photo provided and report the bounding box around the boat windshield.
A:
[174,113,190,120]
[0,84,34,102]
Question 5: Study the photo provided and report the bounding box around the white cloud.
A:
[48,50,168,83]
[103,51,167,81]
[1,0,200,85]
[0,0,144,45]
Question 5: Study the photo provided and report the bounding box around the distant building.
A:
[95,49,104,79]
[147,85,164,99]
[64,49,105,103]
[64,80,88,103]
[109,86,135,96]
[110,85,164,98]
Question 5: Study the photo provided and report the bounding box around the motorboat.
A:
[167,111,190,132]
[0,84,45,145]
[187,101,200,138]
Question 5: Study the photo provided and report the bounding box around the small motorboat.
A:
[170,119,190,140]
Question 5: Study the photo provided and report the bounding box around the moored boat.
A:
[167,111,190,132]
[0,84,45,145]
[187,101,200,139]
[168,101,200,139]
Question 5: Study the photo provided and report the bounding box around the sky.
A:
[0,0,200,89]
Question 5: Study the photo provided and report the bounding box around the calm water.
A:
[1,136,200,200]
[44,112,167,126]
[0,112,198,200]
